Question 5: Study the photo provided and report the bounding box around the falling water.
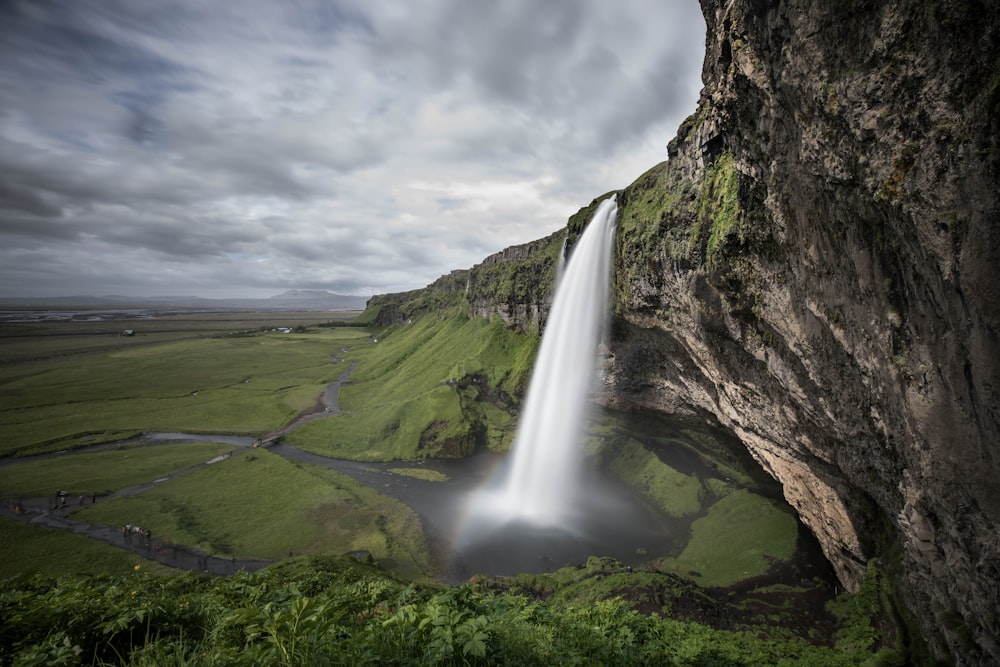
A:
[463,195,618,535]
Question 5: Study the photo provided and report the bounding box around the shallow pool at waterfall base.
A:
[445,472,684,581]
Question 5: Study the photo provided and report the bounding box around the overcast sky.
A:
[0,0,705,299]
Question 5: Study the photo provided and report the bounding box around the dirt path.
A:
[276,359,357,434]
[2,498,270,575]
[1,446,270,575]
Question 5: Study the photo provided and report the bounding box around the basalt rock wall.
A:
[607,1,998,663]
[371,226,570,331]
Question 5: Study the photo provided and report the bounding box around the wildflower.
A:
[134,564,142,572]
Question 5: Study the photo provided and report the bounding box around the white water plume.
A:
[463,195,618,533]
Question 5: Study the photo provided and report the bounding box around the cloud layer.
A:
[0,0,704,298]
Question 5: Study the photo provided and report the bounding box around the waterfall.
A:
[468,195,618,530]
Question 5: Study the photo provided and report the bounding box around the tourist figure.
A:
[145,530,152,547]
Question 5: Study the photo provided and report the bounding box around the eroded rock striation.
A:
[610,1,999,663]
[368,1,998,662]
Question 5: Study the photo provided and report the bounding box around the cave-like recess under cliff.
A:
[368,1,999,664]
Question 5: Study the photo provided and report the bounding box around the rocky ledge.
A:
[607,1,998,664]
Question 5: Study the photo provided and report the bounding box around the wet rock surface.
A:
[606,1,1000,663]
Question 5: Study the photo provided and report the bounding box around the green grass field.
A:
[0,311,358,360]
[72,449,433,577]
[0,517,174,579]
[1,308,809,592]
[0,441,234,499]
[0,326,371,456]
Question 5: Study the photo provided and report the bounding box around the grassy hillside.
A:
[286,314,537,460]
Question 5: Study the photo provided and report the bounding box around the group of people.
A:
[122,522,152,547]
[52,489,96,510]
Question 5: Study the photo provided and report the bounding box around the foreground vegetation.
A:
[0,555,900,666]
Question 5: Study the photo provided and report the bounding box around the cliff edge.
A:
[609,1,998,663]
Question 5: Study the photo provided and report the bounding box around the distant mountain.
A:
[265,290,368,308]
[260,290,369,310]
[0,290,369,311]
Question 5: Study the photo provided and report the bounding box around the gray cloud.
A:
[0,0,704,299]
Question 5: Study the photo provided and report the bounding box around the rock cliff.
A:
[368,228,567,331]
[367,1,999,662]
[611,1,999,663]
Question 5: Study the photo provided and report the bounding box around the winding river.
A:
[2,371,837,590]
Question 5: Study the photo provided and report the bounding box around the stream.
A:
[3,388,837,589]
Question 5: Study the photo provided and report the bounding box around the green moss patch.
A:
[654,490,799,587]
[389,467,449,482]
[607,438,704,518]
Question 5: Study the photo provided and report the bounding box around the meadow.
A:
[0,311,433,579]
[0,308,906,664]
[0,312,367,457]
[0,440,233,499]
[73,448,432,576]
[0,517,171,579]
[2,309,804,588]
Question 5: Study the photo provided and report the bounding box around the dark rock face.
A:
[609,1,999,663]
